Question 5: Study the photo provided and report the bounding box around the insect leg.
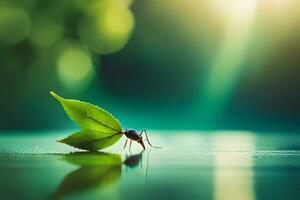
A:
[145,148,151,183]
[123,138,128,149]
[140,129,162,149]
[139,129,145,136]
[140,155,143,169]
[129,140,132,151]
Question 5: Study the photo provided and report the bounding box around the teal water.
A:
[1,131,300,200]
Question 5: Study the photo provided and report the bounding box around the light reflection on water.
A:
[213,133,255,200]
[0,131,300,200]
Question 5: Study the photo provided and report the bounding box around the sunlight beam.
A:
[200,0,257,123]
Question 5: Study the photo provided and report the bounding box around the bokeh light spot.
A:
[56,44,95,92]
[0,7,31,45]
[30,18,63,49]
[103,6,133,36]
[78,0,134,54]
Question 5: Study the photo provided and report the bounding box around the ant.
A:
[123,129,161,150]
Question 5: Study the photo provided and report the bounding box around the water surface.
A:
[1,131,300,200]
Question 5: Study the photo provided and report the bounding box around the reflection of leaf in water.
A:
[52,152,122,199]
[63,152,122,166]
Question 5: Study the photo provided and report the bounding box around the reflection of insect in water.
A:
[124,153,143,168]
[123,129,161,150]
[123,150,152,182]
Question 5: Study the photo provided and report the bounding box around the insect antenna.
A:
[141,129,162,149]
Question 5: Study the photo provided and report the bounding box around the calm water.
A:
[0,131,300,200]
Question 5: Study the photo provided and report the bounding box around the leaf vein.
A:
[79,132,123,147]
[85,114,120,132]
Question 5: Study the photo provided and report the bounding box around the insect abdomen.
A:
[125,130,141,141]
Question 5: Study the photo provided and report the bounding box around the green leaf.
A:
[59,130,123,151]
[50,91,122,133]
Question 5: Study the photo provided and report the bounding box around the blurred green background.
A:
[0,0,299,131]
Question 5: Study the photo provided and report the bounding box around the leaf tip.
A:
[57,139,65,143]
[50,91,63,101]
